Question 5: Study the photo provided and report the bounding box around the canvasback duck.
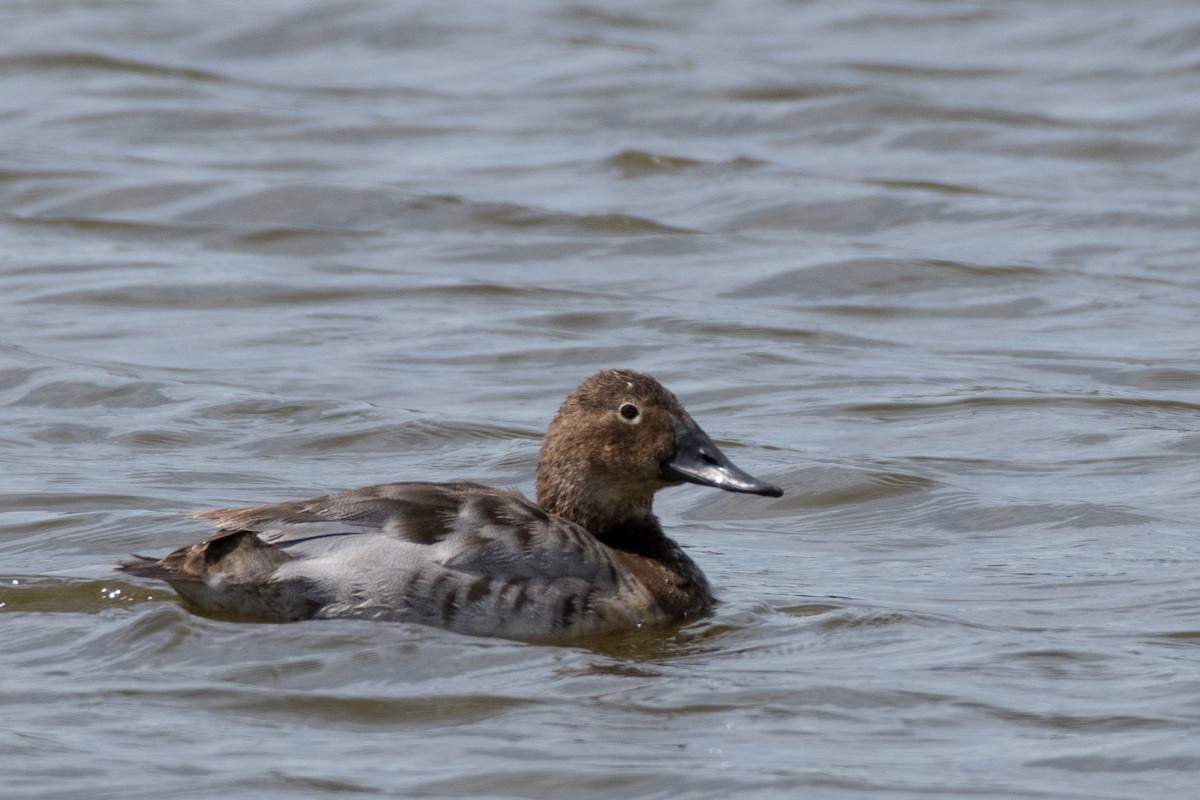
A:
[119,369,782,640]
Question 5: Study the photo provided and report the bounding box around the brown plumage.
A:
[119,369,781,640]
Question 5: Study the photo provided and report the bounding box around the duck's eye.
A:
[619,402,640,421]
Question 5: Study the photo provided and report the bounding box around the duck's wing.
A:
[188,481,622,583]
[190,481,482,552]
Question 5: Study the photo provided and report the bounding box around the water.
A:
[3,1,1199,797]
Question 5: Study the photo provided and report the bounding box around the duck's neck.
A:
[537,479,663,553]
[587,509,665,554]
[537,476,714,619]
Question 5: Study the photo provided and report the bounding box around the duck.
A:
[119,369,782,640]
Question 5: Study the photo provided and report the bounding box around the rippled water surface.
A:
[3,1,1200,798]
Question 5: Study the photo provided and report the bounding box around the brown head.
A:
[535,369,781,541]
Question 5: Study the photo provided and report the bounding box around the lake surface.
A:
[2,1,1199,798]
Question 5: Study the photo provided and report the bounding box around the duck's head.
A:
[535,369,781,534]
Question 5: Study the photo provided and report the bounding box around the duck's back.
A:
[120,482,669,639]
